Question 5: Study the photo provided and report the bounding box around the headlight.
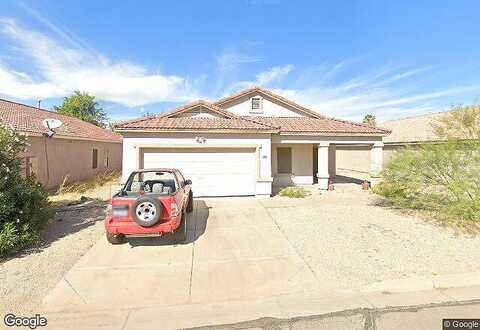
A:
[112,205,129,217]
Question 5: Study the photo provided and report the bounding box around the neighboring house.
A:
[0,99,122,189]
[115,87,389,197]
[336,111,447,175]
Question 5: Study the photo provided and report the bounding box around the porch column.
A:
[317,142,330,190]
[370,141,384,180]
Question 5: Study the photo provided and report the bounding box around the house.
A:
[0,99,122,189]
[114,87,390,197]
[336,111,448,177]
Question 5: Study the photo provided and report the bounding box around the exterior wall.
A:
[272,143,313,186]
[222,94,304,117]
[24,136,122,189]
[336,145,371,174]
[121,132,273,196]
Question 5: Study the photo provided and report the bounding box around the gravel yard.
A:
[260,183,480,289]
[0,199,106,314]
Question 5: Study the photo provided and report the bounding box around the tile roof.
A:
[114,88,390,136]
[0,99,122,143]
[114,117,275,131]
[245,117,390,135]
[114,101,276,131]
[381,112,448,143]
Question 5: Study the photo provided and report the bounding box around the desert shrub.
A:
[279,186,307,198]
[56,170,120,194]
[374,106,480,230]
[0,125,52,257]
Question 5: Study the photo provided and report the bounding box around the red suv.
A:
[104,169,193,244]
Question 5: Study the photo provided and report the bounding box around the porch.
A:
[271,136,384,190]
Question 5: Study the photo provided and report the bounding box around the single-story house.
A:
[114,87,390,197]
[336,111,448,177]
[0,98,123,189]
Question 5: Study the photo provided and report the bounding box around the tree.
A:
[54,91,107,127]
[374,105,480,230]
[433,105,480,140]
[363,114,376,127]
[0,125,51,256]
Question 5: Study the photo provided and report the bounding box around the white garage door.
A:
[142,148,257,197]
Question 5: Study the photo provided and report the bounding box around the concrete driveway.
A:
[43,198,324,313]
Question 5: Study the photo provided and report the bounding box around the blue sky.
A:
[1,0,480,122]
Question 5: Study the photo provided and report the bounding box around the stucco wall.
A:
[336,145,372,174]
[24,136,122,189]
[222,94,304,117]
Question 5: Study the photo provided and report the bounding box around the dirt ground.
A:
[0,198,108,314]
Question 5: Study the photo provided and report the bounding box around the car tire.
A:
[174,213,187,242]
[133,196,162,227]
[186,193,193,213]
[106,232,125,244]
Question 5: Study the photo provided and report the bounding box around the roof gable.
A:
[214,87,324,119]
[114,100,277,132]
[158,100,237,119]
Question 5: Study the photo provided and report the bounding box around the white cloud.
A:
[268,63,480,121]
[216,50,262,73]
[0,18,199,106]
[256,64,294,85]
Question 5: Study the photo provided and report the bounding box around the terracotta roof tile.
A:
[244,117,390,135]
[0,99,122,142]
[381,112,447,143]
[114,100,276,131]
[115,117,275,131]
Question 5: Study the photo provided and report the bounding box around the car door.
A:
[174,170,189,211]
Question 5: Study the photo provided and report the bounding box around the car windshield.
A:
[124,170,178,194]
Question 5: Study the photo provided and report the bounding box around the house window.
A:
[92,148,98,169]
[250,97,262,113]
[104,150,110,168]
[277,147,292,174]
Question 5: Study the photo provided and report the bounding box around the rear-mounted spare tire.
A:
[133,196,162,227]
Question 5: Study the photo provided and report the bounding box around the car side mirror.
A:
[185,179,192,185]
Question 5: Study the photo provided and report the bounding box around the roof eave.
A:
[114,128,278,134]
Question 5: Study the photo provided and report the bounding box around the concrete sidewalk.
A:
[42,284,480,329]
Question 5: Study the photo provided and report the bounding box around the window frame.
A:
[92,148,98,169]
[250,97,263,113]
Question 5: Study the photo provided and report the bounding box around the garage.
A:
[142,147,257,197]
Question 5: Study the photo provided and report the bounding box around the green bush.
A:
[279,186,307,198]
[0,125,52,257]
[374,136,480,230]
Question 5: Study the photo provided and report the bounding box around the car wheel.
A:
[133,196,162,227]
[174,213,187,242]
[106,232,125,244]
[186,193,193,213]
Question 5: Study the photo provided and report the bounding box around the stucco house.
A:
[0,98,123,189]
[336,111,449,177]
[115,87,390,197]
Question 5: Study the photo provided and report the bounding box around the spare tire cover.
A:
[133,196,162,227]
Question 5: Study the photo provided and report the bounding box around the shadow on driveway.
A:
[127,199,210,247]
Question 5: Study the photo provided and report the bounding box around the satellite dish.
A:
[42,118,63,130]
